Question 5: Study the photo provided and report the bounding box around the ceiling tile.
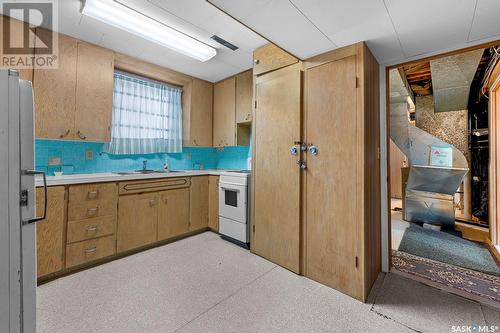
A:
[289,0,404,63]
[384,0,476,57]
[468,0,500,41]
[210,0,337,59]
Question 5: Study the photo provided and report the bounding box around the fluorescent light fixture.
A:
[81,0,217,62]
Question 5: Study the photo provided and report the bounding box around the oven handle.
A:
[219,181,246,187]
[220,186,240,193]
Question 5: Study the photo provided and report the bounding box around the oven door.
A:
[219,181,247,223]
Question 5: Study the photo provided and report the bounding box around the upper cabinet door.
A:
[190,79,213,147]
[34,32,78,140]
[236,70,253,124]
[213,77,236,147]
[253,44,298,76]
[75,43,114,142]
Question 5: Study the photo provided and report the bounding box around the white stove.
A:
[218,170,251,246]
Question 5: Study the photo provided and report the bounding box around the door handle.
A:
[59,129,70,138]
[21,170,47,225]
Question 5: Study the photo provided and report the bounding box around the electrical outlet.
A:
[48,157,61,166]
[85,150,94,160]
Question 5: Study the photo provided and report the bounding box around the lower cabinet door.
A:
[117,193,158,252]
[157,188,190,241]
[36,186,66,278]
[189,176,209,231]
[208,176,219,231]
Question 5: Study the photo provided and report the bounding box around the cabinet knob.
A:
[254,59,260,65]
[149,199,158,207]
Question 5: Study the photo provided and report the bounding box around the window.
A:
[105,71,183,154]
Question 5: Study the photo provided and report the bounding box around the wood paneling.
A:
[65,235,115,268]
[66,216,116,244]
[189,176,209,231]
[236,70,253,123]
[34,33,78,139]
[75,42,114,142]
[305,56,360,298]
[213,77,236,146]
[253,44,298,76]
[158,188,190,240]
[36,186,65,277]
[252,63,302,273]
[190,78,213,146]
[208,175,219,231]
[389,140,407,199]
[117,193,158,252]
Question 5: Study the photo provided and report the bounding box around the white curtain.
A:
[105,71,183,155]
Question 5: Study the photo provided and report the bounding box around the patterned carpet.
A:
[392,250,500,303]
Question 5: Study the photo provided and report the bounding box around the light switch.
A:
[85,150,94,160]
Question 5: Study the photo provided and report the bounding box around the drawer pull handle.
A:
[87,191,99,199]
[86,226,98,234]
[84,247,97,255]
[149,199,157,207]
[87,207,99,217]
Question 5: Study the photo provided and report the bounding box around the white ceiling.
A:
[209,0,500,65]
[52,0,268,82]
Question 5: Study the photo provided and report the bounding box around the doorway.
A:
[385,41,500,306]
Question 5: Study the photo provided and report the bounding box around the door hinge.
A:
[252,224,255,233]
[355,77,359,88]
[355,256,358,268]
[254,100,257,109]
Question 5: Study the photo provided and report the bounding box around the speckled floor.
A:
[37,232,500,333]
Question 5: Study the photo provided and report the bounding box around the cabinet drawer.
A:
[67,215,116,244]
[68,201,116,221]
[69,183,117,204]
[66,235,115,268]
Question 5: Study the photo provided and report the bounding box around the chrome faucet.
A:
[142,160,148,171]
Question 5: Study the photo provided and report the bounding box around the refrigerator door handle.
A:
[21,170,47,225]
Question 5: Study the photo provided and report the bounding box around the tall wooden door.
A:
[304,56,361,298]
[252,64,302,273]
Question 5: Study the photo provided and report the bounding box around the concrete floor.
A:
[38,232,499,333]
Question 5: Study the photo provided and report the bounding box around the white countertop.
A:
[35,169,237,187]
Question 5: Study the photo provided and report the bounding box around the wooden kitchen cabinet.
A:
[190,78,213,146]
[117,193,159,252]
[189,176,209,231]
[158,188,190,240]
[236,70,253,124]
[36,186,66,278]
[74,42,114,142]
[213,77,236,147]
[253,44,298,76]
[208,176,219,231]
[34,32,78,140]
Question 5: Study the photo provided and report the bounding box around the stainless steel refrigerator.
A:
[0,69,46,333]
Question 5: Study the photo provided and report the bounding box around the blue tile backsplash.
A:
[35,139,251,175]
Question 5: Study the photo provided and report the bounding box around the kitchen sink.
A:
[113,170,187,175]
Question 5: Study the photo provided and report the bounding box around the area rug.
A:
[392,250,500,303]
[398,224,500,276]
